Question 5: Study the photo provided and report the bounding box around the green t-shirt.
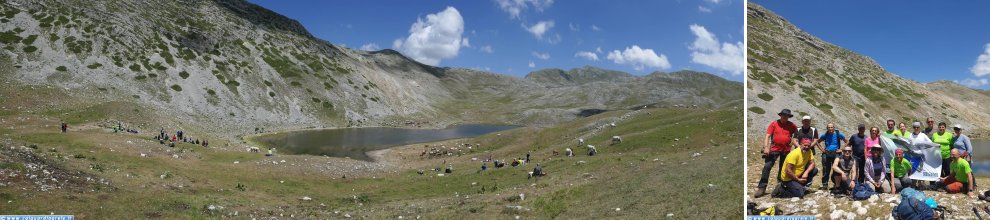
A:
[931,132,953,159]
[885,129,904,138]
[891,158,912,178]
[951,158,972,183]
[898,129,910,138]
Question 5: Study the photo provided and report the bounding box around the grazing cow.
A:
[249,147,260,153]
[578,139,585,146]
[587,145,597,156]
[611,136,622,145]
[565,148,574,157]
[609,123,616,127]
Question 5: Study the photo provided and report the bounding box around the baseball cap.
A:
[802,115,811,120]
[953,124,964,130]
[913,122,922,127]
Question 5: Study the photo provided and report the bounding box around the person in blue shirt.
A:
[814,122,846,190]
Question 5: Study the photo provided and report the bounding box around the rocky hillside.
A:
[0,0,740,137]
[746,3,990,141]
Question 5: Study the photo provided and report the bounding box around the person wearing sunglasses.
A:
[831,146,857,195]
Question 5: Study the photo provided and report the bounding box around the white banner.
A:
[880,134,942,181]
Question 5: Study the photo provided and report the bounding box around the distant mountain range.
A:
[0,0,740,135]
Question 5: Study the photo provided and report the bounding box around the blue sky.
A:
[247,0,744,80]
[753,1,990,89]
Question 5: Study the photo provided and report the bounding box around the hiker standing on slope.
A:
[772,138,817,198]
[952,124,975,188]
[60,122,67,133]
[931,122,953,179]
[791,115,819,154]
[923,117,936,137]
[814,123,845,190]
[884,119,904,137]
[898,122,911,138]
[754,109,797,198]
[846,124,868,183]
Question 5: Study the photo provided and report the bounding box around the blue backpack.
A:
[892,196,935,220]
[852,183,875,200]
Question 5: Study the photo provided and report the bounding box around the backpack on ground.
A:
[852,183,875,200]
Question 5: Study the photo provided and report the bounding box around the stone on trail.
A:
[856,206,867,215]
[845,212,856,220]
[233,161,239,164]
[615,208,621,212]
[852,201,862,207]
[790,197,799,202]
[868,195,879,203]
[830,210,844,219]
[666,213,674,217]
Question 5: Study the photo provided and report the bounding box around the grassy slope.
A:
[0,84,742,219]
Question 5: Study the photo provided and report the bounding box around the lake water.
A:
[967,139,990,176]
[249,124,519,161]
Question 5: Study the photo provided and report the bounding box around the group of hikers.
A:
[755,109,976,199]
[154,127,209,148]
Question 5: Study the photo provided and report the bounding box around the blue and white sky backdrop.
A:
[248,0,744,80]
[754,0,990,89]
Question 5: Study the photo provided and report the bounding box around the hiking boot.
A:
[754,188,767,198]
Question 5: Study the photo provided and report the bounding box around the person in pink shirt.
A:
[864,127,881,158]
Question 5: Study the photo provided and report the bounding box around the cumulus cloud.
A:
[532,51,551,60]
[574,51,599,61]
[524,20,555,39]
[359,43,380,51]
[461,38,471,48]
[698,6,712,13]
[606,45,671,71]
[392,7,465,66]
[972,43,990,76]
[595,46,602,53]
[480,45,494,53]
[688,24,744,75]
[590,25,601,31]
[956,78,989,87]
[528,61,536,68]
[495,0,554,19]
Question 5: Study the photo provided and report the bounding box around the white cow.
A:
[578,138,585,146]
[249,146,260,153]
[565,148,574,157]
[611,136,622,145]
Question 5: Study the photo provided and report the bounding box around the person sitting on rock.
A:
[266,148,274,157]
[831,146,857,195]
[937,148,975,197]
[890,149,913,193]
[529,164,545,179]
[864,144,891,193]
[772,138,817,198]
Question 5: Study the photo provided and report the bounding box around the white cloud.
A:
[595,46,602,53]
[972,43,990,77]
[688,24,744,75]
[956,78,989,87]
[590,25,601,31]
[532,51,551,60]
[606,45,671,71]
[706,0,721,3]
[698,6,712,13]
[528,61,536,68]
[392,7,465,66]
[359,43,380,51]
[574,51,599,61]
[547,33,562,44]
[461,38,471,48]
[495,0,554,19]
[480,45,494,53]
[524,20,555,39]
[568,22,579,31]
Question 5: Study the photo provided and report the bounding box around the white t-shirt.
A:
[909,132,931,145]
